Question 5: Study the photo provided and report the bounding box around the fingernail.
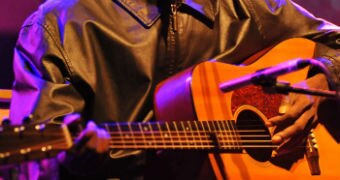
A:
[265,121,273,127]
[86,121,97,131]
[272,135,283,144]
[271,150,278,158]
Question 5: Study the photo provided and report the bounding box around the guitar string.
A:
[4,137,314,158]
[4,119,307,156]
[109,140,275,146]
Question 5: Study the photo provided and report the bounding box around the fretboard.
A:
[101,120,273,152]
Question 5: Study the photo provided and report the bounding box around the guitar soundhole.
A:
[236,109,272,162]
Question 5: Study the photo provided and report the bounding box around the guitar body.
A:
[155,38,340,179]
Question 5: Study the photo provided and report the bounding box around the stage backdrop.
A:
[0,0,339,89]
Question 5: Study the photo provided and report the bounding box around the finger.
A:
[265,115,281,127]
[271,107,314,144]
[272,132,306,157]
[85,121,99,150]
[266,95,294,127]
[74,121,96,147]
[96,129,110,153]
[268,97,311,126]
[85,121,97,136]
[77,121,97,139]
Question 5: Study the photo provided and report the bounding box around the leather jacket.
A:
[9,0,340,179]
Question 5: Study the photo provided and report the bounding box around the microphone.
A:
[219,59,311,92]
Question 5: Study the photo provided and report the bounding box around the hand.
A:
[77,121,111,153]
[266,73,330,155]
[58,120,111,175]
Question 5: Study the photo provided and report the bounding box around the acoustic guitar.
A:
[155,38,340,179]
[0,38,339,179]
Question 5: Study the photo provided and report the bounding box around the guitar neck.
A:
[0,120,273,166]
[102,120,271,152]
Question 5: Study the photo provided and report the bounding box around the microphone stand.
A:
[253,76,339,98]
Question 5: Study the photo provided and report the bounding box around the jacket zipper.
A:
[171,3,178,32]
[167,2,180,75]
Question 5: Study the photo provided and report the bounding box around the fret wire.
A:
[180,121,190,147]
[116,123,125,148]
[156,122,165,147]
[225,120,235,150]
[224,120,235,150]
[187,121,192,143]
[194,121,204,149]
[203,121,213,148]
[186,121,196,149]
[172,121,182,148]
[137,123,147,146]
[223,121,232,149]
[203,121,211,133]
[165,122,175,148]
[202,122,212,147]
[210,121,223,148]
[199,122,207,140]
[148,123,156,146]
[229,120,241,149]
[127,123,136,148]
[217,120,229,149]
[224,121,233,149]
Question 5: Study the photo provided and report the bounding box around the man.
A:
[9,0,340,179]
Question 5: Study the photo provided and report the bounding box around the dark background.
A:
[0,0,339,89]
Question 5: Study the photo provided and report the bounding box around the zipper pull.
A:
[170,3,178,32]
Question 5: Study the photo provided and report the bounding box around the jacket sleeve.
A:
[10,12,85,125]
[247,0,340,89]
[10,12,145,179]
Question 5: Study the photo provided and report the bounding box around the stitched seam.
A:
[244,0,267,42]
[38,19,74,79]
[116,0,160,27]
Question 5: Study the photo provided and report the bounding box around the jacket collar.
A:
[115,0,218,28]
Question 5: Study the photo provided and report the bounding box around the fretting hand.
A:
[77,121,111,153]
[62,113,111,154]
